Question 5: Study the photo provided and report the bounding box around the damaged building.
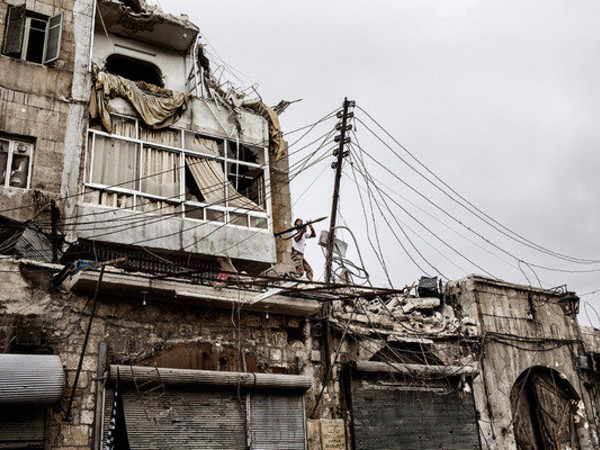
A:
[1,0,600,449]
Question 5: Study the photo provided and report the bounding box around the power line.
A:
[356,107,600,265]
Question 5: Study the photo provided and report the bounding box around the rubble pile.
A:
[333,294,478,337]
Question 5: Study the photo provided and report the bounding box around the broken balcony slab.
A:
[64,269,321,317]
[97,0,199,51]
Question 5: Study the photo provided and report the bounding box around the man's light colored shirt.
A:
[292,228,314,253]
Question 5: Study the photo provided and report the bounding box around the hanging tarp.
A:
[90,65,191,133]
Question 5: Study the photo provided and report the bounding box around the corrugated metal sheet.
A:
[103,388,248,449]
[350,382,480,450]
[0,405,45,443]
[0,354,65,404]
[111,365,312,391]
[249,394,306,450]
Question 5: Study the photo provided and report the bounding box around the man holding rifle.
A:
[291,218,316,281]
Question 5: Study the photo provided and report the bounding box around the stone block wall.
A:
[0,0,93,222]
[0,258,330,448]
[449,276,598,449]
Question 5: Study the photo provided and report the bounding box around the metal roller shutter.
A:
[249,394,306,449]
[0,405,45,446]
[103,389,248,449]
[350,383,480,450]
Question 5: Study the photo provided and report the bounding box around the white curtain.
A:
[90,135,137,190]
[140,126,181,148]
[141,147,180,198]
[186,135,263,211]
[112,117,137,138]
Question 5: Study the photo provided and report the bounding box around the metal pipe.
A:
[350,361,479,378]
[110,365,312,391]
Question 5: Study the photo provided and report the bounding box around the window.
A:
[0,137,33,189]
[2,4,63,64]
[85,116,271,230]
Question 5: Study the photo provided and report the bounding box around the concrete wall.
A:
[92,31,190,92]
[449,276,598,449]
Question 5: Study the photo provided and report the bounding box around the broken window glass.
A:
[227,141,265,166]
[227,161,265,210]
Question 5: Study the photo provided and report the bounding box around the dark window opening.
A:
[369,342,444,365]
[227,142,261,164]
[228,162,265,208]
[105,54,164,87]
[24,18,46,63]
[185,163,204,202]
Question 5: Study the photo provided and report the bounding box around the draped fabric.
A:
[89,65,190,133]
[185,135,263,211]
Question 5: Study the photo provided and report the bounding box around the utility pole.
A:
[324,98,354,284]
[320,98,354,386]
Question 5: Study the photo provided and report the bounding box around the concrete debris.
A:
[334,295,474,336]
[401,297,440,314]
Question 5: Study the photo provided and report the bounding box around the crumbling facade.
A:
[2,1,600,449]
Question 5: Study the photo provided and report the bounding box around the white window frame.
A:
[0,137,34,190]
[84,116,272,231]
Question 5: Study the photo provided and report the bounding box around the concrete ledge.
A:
[73,205,276,265]
[66,269,321,317]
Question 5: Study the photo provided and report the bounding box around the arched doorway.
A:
[510,366,580,449]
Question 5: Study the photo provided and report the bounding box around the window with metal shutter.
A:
[103,388,248,450]
[2,4,26,56]
[249,394,306,450]
[350,384,481,450]
[42,12,62,64]
[0,405,46,447]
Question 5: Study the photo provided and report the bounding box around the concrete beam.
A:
[66,269,321,317]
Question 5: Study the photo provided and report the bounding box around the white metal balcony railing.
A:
[83,114,271,232]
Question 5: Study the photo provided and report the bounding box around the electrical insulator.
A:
[334,135,351,144]
[336,111,355,119]
[333,149,351,157]
[335,123,353,131]
[331,162,338,169]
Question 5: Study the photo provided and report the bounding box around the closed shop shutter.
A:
[350,383,480,450]
[249,393,306,449]
[103,389,248,449]
[0,405,46,447]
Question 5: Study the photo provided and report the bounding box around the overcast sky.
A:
[165,0,600,324]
